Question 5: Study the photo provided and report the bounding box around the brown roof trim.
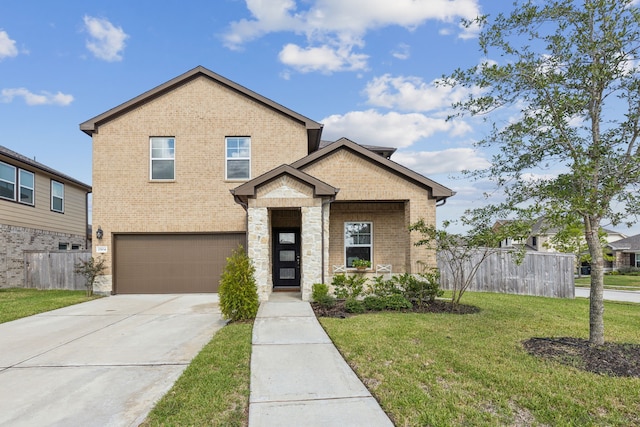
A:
[80,65,324,153]
[291,138,455,200]
[0,145,92,191]
[320,138,397,159]
[230,164,339,199]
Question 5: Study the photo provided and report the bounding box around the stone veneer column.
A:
[301,206,323,301]
[247,207,271,301]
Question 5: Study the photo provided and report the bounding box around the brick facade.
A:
[0,224,86,287]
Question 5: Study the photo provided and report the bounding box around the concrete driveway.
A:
[0,294,225,427]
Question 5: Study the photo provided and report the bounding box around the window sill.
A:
[148,179,176,183]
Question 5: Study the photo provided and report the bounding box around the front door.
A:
[273,228,300,288]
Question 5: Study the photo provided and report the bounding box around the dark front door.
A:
[273,228,300,288]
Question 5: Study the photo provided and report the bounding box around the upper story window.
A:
[225,137,251,180]
[344,222,373,268]
[150,137,175,180]
[51,180,64,213]
[0,161,16,200]
[19,169,34,205]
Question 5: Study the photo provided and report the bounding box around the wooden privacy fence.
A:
[24,251,91,290]
[437,249,575,298]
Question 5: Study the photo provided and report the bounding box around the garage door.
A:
[113,233,245,294]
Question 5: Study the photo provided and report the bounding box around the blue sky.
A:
[1,0,637,236]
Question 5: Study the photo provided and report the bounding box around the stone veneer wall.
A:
[247,207,271,300]
[0,224,87,288]
[301,206,323,301]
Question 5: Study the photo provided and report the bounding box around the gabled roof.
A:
[230,164,339,200]
[0,145,91,191]
[291,138,455,201]
[80,65,324,154]
[319,138,397,159]
[608,233,640,251]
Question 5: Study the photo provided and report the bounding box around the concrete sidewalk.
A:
[575,287,640,303]
[0,294,225,427]
[248,293,393,427]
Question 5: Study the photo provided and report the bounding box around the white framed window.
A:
[150,137,175,180]
[635,253,640,268]
[225,137,251,180]
[0,161,16,201]
[344,222,372,268]
[19,169,34,205]
[51,180,64,213]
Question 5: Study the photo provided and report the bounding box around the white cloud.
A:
[224,0,481,72]
[279,43,368,73]
[0,30,18,60]
[83,16,129,62]
[391,43,410,60]
[363,74,481,112]
[393,148,490,175]
[321,109,472,147]
[1,88,74,106]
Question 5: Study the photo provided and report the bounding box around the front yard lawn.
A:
[575,274,640,291]
[320,292,640,426]
[0,288,100,324]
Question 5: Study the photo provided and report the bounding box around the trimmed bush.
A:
[219,246,259,321]
[345,298,365,313]
[384,294,413,310]
[332,273,366,299]
[363,296,387,311]
[312,283,330,301]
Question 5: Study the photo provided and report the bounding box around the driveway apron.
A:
[0,294,225,427]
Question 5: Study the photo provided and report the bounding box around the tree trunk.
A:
[584,216,605,345]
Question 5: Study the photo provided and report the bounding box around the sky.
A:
[1,0,638,236]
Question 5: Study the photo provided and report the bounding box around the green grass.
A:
[0,288,100,323]
[575,274,640,291]
[142,322,252,427]
[320,293,640,426]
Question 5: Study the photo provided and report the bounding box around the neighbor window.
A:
[19,169,34,205]
[150,137,175,180]
[344,222,372,268]
[635,253,640,268]
[225,137,251,180]
[58,243,69,250]
[51,180,64,213]
[0,161,16,200]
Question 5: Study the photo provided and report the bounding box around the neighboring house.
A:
[80,66,454,300]
[496,217,626,252]
[0,145,92,287]
[607,234,640,269]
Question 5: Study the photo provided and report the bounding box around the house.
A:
[607,234,640,269]
[496,217,626,252]
[80,66,454,300]
[0,145,92,287]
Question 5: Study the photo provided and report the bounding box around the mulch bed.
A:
[311,299,480,318]
[522,337,640,378]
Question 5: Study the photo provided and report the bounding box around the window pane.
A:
[152,159,175,180]
[0,162,15,182]
[20,188,33,204]
[52,181,64,198]
[279,233,295,244]
[52,197,63,212]
[151,138,174,152]
[280,250,295,262]
[227,159,249,179]
[346,247,371,267]
[0,181,14,199]
[280,268,296,280]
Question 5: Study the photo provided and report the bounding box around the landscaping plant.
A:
[219,246,259,321]
[74,256,106,296]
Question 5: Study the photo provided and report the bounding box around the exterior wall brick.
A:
[91,76,309,287]
[0,224,86,288]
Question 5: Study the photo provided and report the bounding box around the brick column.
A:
[247,207,271,301]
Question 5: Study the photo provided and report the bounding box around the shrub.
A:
[74,256,106,297]
[366,275,401,297]
[219,246,259,321]
[316,294,336,308]
[384,294,413,310]
[332,273,366,299]
[617,266,640,275]
[312,283,330,301]
[345,298,365,313]
[391,271,442,308]
[363,295,387,311]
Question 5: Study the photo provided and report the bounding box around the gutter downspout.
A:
[321,192,338,284]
